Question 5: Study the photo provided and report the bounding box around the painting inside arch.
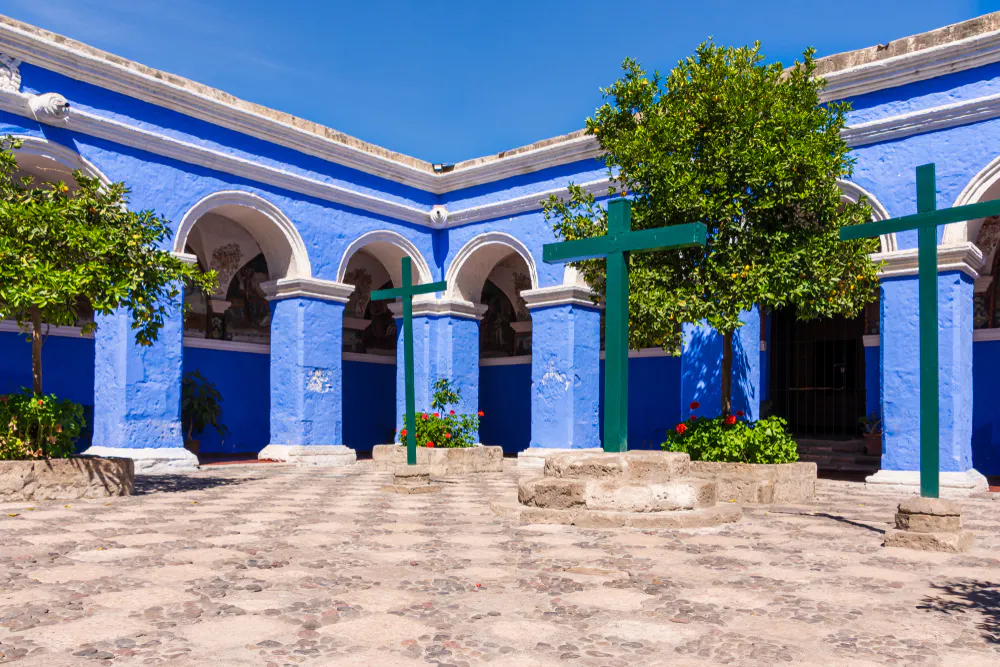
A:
[342,252,397,355]
[479,260,532,358]
[184,251,271,343]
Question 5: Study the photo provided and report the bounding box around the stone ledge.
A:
[81,446,198,474]
[519,476,717,512]
[0,457,134,501]
[491,499,741,529]
[544,451,691,482]
[258,445,356,467]
[865,469,989,498]
[884,528,974,552]
[689,461,817,504]
[516,448,603,470]
[372,444,502,475]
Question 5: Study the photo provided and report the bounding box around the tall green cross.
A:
[543,199,707,452]
[840,163,1000,498]
[371,256,446,465]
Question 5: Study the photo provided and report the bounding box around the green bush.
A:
[181,370,229,441]
[662,413,799,464]
[397,379,481,448]
[0,390,85,460]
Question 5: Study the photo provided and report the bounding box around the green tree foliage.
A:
[0,136,216,395]
[544,42,879,414]
[181,370,229,441]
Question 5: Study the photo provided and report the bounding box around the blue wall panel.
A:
[598,355,682,450]
[479,363,531,453]
[865,345,879,419]
[343,360,397,452]
[972,340,1000,476]
[182,347,269,454]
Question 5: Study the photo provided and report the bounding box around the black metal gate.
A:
[769,308,866,438]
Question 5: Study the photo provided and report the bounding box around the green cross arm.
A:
[371,280,447,301]
[543,222,708,264]
[840,199,1000,240]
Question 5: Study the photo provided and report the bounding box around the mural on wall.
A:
[342,252,397,355]
[974,216,1000,329]
[184,252,271,343]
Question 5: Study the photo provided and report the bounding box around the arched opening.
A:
[177,193,305,462]
[766,187,883,471]
[448,235,536,453]
[0,139,108,449]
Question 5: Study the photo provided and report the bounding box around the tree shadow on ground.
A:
[918,579,1000,644]
[133,474,253,495]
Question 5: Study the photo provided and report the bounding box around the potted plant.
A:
[859,411,882,457]
[181,370,229,454]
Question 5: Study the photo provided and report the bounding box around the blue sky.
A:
[1,1,999,163]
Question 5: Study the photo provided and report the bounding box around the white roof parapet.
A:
[260,277,355,303]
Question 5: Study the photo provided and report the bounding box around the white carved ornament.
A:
[0,54,20,92]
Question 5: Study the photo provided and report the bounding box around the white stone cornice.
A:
[521,284,600,310]
[260,277,355,303]
[171,251,199,266]
[443,135,602,191]
[819,27,1000,102]
[872,242,984,279]
[447,177,610,227]
[842,92,1000,147]
[388,298,488,320]
[0,320,92,339]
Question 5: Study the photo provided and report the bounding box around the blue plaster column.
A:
[259,288,356,465]
[84,287,196,472]
[681,308,761,420]
[393,302,481,436]
[871,267,986,494]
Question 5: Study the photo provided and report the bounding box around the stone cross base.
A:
[382,465,441,494]
[865,469,988,498]
[257,445,357,467]
[884,497,974,552]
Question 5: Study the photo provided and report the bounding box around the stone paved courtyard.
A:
[1,462,999,666]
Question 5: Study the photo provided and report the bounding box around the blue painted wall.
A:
[972,340,1000,476]
[865,345,879,419]
[182,346,269,454]
[343,360,397,452]
[0,331,95,449]
[479,363,531,453]
[598,355,682,450]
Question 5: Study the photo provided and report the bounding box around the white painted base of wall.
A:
[258,444,357,467]
[80,446,199,475]
[865,468,990,498]
[517,447,603,470]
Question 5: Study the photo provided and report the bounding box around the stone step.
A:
[519,475,717,512]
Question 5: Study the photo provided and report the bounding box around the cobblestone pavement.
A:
[1,462,999,666]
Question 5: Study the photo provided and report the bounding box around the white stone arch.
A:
[11,135,111,186]
[175,190,310,281]
[335,230,433,289]
[838,180,895,252]
[445,232,539,303]
[946,155,1000,246]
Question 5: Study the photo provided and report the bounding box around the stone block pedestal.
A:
[381,465,441,494]
[258,445,356,466]
[884,497,974,552]
[372,444,502,475]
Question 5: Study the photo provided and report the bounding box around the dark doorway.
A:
[769,308,865,438]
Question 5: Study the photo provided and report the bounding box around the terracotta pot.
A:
[863,432,881,458]
[184,439,200,455]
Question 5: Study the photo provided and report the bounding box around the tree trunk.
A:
[30,306,43,396]
[720,330,733,416]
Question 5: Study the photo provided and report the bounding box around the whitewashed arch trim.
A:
[335,230,433,287]
[174,190,311,281]
[444,232,539,302]
[945,154,1000,246]
[11,134,111,185]
[838,180,895,252]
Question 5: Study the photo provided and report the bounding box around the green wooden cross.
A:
[840,163,1000,498]
[371,256,446,465]
[543,199,707,452]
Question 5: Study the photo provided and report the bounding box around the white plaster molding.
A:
[973,328,1000,342]
[871,242,983,279]
[819,28,1000,101]
[864,469,989,498]
[342,352,396,364]
[389,298,488,320]
[863,334,880,347]
[335,230,433,285]
[258,444,357,466]
[182,337,269,354]
[429,205,449,227]
[446,177,611,227]
[27,91,69,122]
[171,251,199,266]
[260,277,355,303]
[81,446,199,474]
[479,355,532,366]
[842,92,1000,149]
[521,284,599,310]
[0,53,20,92]
[444,136,603,192]
[175,190,311,279]
[838,179,895,252]
[445,232,539,302]
[946,151,1000,245]
[0,320,92,339]
[599,347,673,360]
[9,133,110,184]
[975,275,995,293]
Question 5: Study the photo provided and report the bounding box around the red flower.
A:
[675,423,687,435]
[426,441,434,448]
[433,412,440,418]
[400,428,407,437]
[37,399,43,407]
[736,410,745,417]
[421,413,428,421]
[449,410,455,415]
[689,401,700,410]
[444,433,451,439]
[477,411,484,417]
[689,415,696,421]
[724,415,737,425]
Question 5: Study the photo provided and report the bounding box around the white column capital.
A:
[388,298,487,320]
[521,284,601,310]
[260,277,355,303]
[872,242,983,280]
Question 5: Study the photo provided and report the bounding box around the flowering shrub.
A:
[396,379,481,448]
[663,410,799,464]
[0,390,85,460]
